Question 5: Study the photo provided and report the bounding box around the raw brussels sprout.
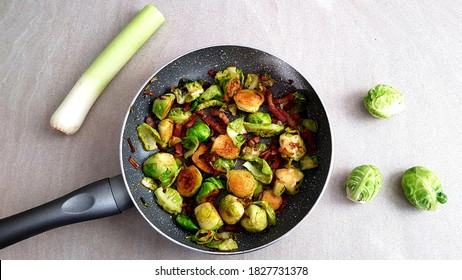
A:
[243,122,285,137]
[247,112,272,125]
[157,118,174,144]
[299,154,318,170]
[244,73,261,90]
[401,166,447,210]
[226,170,257,198]
[176,165,202,197]
[363,84,405,118]
[196,177,224,204]
[167,107,192,124]
[199,84,223,102]
[152,93,175,120]
[219,194,245,225]
[181,136,200,159]
[213,158,236,173]
[214,66,244,102]
[184,80,204,103]
[153,186,183,215]
[194,202,224,230]
[278,128,307,161]
[240,143,267,161]
[186,120,211,142]
[240,204,268,233]
[345,165,382,204]
[211,134,241,159]
[274,167,304,196]
[136,123,164,150]
[142,152,181,188]
[234,89,265,113]
[226,116,247,148]
[243,158,273,185]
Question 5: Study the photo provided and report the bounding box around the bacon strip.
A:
[278,108,297,128]
[196,110,226,135]
[265,90,287,122]
[210,109,230,125]
[272,92,295,104]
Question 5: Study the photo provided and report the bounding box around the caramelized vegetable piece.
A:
[234,89,265,113]
[158,118,174,144]
[176,165,203,197]
[152,93,175,120]
[192,143,215,174]
[261,189,283,210]
[226,170,257,198]
[211,134,241,159]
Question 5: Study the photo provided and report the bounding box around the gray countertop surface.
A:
[1,0,461,259]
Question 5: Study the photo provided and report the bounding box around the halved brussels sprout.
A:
[243,122,285,137]
[199,84,223,102]
[261,189,283,210]
[172,87,187,105]
[240,143,267,161]
[244,73,261,90]
[143,152,181,188]
[345,165,382,204]
[140,176,158,191]
[157,118,174,144]
[278,128,307,161]
[194,202,224,230]
[219,194,245,225]
[243,158,273,185]
[195,100,224,111]
[212,134,241,159]
[152,93,175,120]
[153,186,183,215]
[401,166,447,210]
[274,167,304,196]
[253,200,276,226]
[226,169,257,198]
[186,120,211,143]
[192,143,215,174]
[136,123,163,150]
[196,177,224,204]
[205,237,238,251]
[226,116,247,148]
[300,154,318,170]
[182,136,200,159]
[213,158,236,173]
[167,107,192,124]
[240,204,268,233]
[234,89,265,113]
[247,112,272,125]
[301,118,318,133]
[176,165,203,197]
[214,66,244,102]
[184,81,204,103]
[363,84,405,118]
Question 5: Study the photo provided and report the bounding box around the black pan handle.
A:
[0,175,133,249]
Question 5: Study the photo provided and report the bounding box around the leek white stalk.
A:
[50,4,165,135]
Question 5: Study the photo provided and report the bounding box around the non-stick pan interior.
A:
[120,45,332,254]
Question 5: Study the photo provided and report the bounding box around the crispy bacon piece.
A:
[277,108,297,128]
[127,137,135,153]
[196,110,226,135]
[183,113,197,133]
[173,143,183,158]
[248,136,260,147]
[173,123,183,138]
[128,156,140,169]
[265,90,287,123]
[210,109,230,125]
[145,116,156,128]
[272,92,295,104]
[208,69,217,77]
[301,128,316,151]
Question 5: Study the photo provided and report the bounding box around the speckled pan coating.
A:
[120,45,333,254]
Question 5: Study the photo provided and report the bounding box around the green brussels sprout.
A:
[301,118,318,133]
[214,66,244,102]
[290,91,307,114]
[240,204,268,233]
[226,116,247,147]
[195,100,224,111]
[299,154,318,170]
[363,84,405,118]
[184,81,204,103]
[226,170,258,198]
[181,136,200,159]
[136,123,164,150]
[247,112,272,125]
[244,73,261,90]
[153,186,183,215]
[196,177,224,204]
[219,194,245,225]
[345,165,382,204]
[240,143,267,161]
[186,120,211,142]
[243,122,285,137]
[199,84,223,102]
[142,152,181,188]
[140,176,158,191]
[401,166,447,210]
[213,158,236,173]
[205,237,238,251]
[243,158,273,185]
[278,128,307,161]
[194,202,224,230]
[253,201,276,226]
[157,118,174,144]
[175,214,199,232]
[152,93,175,120]
[166,107,192,124]
[190,229,215,244]
[274,167,304,196]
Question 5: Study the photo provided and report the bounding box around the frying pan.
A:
[0,45,333,254]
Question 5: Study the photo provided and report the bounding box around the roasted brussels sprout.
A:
[184,80,204,103]
[176,165,203,197]
[153,186,183,215]
[278,128,307,161]
[345,165,382,204]
[274,167,304,196]
[140,176,158,191]
[299,154,318,170]
[240,204,268,233]
[301,118,318,133]
[243,158,273,185]
[247,112,272,125]
[199,84,223,102]
[176,214,199,232]
[192,143,215,174]
[181,136,200,159]
[363,84,405,118]
[253,200,276,226]
[213,158,236,173]
[226,117,247,148]
[240,143,267,161]
[219,194,245,225]
[226,170,257,198]
[244,73,261,90]
[243,122,285,137]
[234,89,265,113]
[260,189,283,210]
[401,166,447,210]
[157,118,174,144]
[167,107,192,124]
[194,202,224,230]
[214,66,244,102]
[196,177,224,204]
[143,152,181,188]
[195,100,224,111]
[136,123,164,150]
[186,120,211,143]
[205,237,238,251]
[212,134,241,159]
[152,93,175,120]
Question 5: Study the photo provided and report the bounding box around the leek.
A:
[50,4,165,135]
